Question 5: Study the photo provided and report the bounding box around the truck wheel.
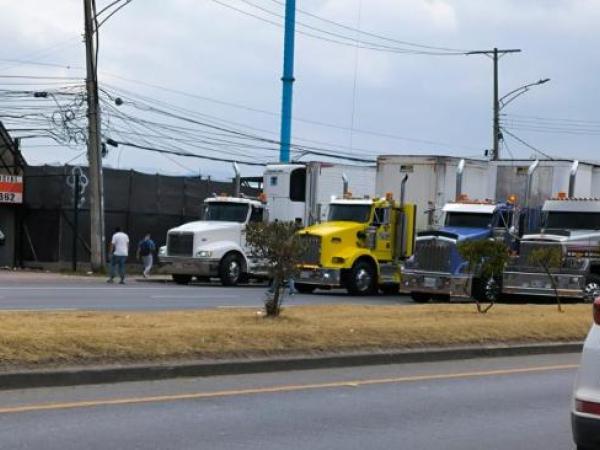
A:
[380,284,399,295]
[172,274,192,285]
[410,292,431,303]
[295,283,316,294]
[219,253,243,286]
[584,274,600,302]
[347,260,376,296]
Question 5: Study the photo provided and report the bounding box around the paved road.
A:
[0,353,579,449]
[0,272,412,311]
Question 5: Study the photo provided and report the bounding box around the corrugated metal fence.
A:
[20,165,258,265]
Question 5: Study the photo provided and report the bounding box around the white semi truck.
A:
[160,162,375,285]
[502,196,600,300]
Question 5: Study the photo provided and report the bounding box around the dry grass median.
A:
[0,304,591,370]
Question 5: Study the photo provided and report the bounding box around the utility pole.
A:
[467,47,521,161]
[279,0,296,163]
[83,0,106,271]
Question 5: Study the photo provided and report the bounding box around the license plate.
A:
[424,277,436,288]
[300,271,311,280]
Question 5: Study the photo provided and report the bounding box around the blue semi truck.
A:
[402,199,516,302]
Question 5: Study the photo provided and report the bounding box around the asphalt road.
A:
[0,272,412,311]
[0,353,580,450]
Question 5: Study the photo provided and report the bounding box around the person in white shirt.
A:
[108,227,129,284]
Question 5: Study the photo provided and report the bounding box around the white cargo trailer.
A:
[263,162,376,226]
[376,155,490,231]
[377,155,600,232]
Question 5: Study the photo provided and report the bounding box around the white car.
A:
[572,297,600,449]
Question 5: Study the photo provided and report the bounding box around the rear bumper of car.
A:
[572,412,600,449]
[160,256,220,276]
[402,271,472,298]
[502,271,585,298]
[296,267,342,288]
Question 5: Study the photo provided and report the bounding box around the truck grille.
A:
[412,238,453,272]
[299,234,321,265]
[167,232,194,257]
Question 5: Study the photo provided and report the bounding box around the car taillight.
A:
[594,297,600,325]
[576,399,600,416]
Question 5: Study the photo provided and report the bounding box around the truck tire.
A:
[584,274,600,302]
[295,283,316,294]
[219,253,243,286]
[410,292,431,303]
[172,274,192,285]
[346,260,376,296]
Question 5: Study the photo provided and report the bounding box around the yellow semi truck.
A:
[295,176,416,295]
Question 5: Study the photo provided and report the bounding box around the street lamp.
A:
[495,78,550,159]
[499,78,550,111]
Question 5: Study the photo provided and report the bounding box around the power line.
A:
[99,74,480,152]
[209,0,467,55]
[501,128,554,160]
[266,0,468,52]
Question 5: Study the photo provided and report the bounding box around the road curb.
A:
[0,342,582,391]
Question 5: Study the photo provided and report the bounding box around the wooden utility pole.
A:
[83,0,106,270]
[467,47,521,161]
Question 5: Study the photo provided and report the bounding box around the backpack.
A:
[139,239,153,256]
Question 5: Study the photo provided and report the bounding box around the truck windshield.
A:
[545,212,600,230]
[445,212,493,228]
[328,204,372,223]
[204,202,249,223]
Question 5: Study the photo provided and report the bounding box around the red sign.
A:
[0,175,23,204]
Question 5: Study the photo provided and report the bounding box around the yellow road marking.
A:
[0,364,577,415]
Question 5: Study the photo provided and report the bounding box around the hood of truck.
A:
[419,226,491,242]
[169,220,244,236]
[301,221,365,238]
[522,229,599,243]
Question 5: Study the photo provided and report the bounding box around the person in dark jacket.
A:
[136,232,156,278]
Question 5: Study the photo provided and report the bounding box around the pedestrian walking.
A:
[107,227,129,284]
[137,232,156,278]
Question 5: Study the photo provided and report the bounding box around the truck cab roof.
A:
[543,199,600,212]
[204,196,263,207]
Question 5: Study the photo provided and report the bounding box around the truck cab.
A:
[263,162,375,226]
[503,197,600,300]
[296,191,416,296]
[403,199,515,302]
[159,196,267,285]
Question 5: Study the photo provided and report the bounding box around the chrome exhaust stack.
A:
[568,160,579,198]
[524,159,539,209]
[400,173,408,207]
[232,162,241,197]
[455,159,465,201]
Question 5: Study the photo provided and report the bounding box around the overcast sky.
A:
[0,0,599,179]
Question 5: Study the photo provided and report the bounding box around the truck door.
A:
[242,205,264,250]
[372,207,393,262]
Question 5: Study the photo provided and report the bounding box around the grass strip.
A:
[0,304,591,369]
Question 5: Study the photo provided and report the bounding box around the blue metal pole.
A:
[279,0,296,163]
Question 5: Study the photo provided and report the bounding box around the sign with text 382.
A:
[0,175,23,204]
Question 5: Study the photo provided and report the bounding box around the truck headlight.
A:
[196,250,213,258]
[159,246,166,256]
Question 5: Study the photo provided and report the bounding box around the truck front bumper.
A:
[502,271,585,298]
[159,256,220,276]
[402,271,472,298]
[297,267,342,288]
